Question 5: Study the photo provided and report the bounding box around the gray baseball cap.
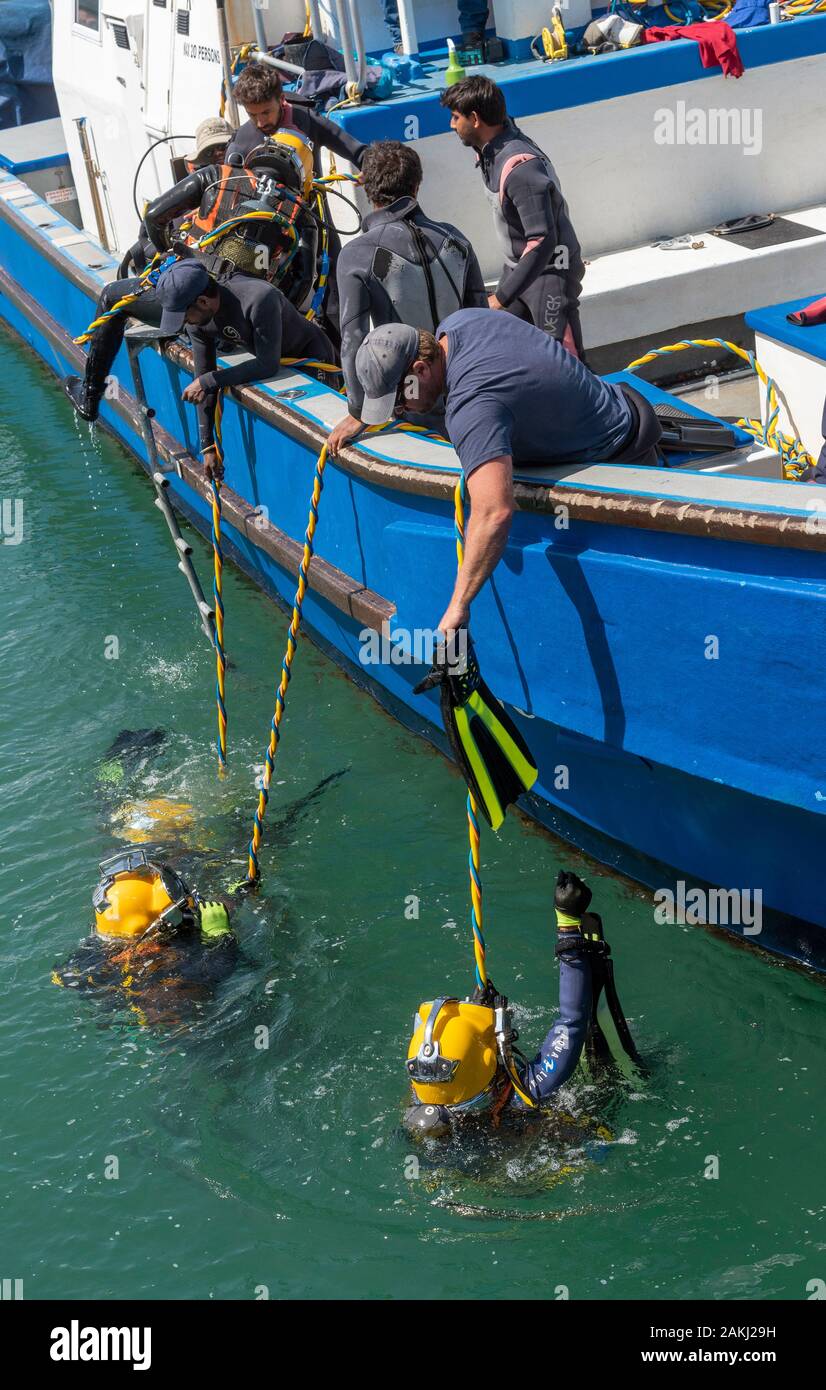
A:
[355,323,419,425]
[156,259,212,335]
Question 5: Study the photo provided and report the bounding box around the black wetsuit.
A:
[225,104,366,174]
[337,196,487,417]
[74,273,332,437]
[186,276,334,450]
[477,119,585,356]
[226,103,366,345]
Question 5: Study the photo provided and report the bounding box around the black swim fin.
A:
[104,728,167,763]
[414,632,538,830]
[582,911,645,1075]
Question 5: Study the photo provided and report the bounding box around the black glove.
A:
[554,870,592,917]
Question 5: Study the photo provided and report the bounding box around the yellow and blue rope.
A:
[73,250,178,345]
[246,443,328,883]
[211,392,227,772]
[454,475,487,991]
[625,337,814,481]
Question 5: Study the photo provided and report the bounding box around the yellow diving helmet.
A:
[246,130,315,202]
[111,797,195,845]
[92,849,193,941]
[406,997,499,1110]
[270,128,315,200]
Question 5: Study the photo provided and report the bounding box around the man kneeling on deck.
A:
[353,309,662,634]
[64,259,334,481]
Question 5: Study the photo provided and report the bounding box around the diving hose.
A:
[210,393,227,773]
[244,443,330,885]
[453,475,487,992]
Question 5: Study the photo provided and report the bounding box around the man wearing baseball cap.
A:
[65,257,333,481]
[344,309,661,635]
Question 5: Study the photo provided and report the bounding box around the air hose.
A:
[453,475,487,993]
[210,393,227,773]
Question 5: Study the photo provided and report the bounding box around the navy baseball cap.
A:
[355,323,419,425]
[156,259,212,335]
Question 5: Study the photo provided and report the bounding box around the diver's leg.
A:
[459,0,490,40]
[65,277,159,421]
[503,295,531,323]
[565,299,586,362]
[517,270,585,360]
[382,0,401,46]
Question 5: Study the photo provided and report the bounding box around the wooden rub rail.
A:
[151,416,395,630]
[0,188,823,553]
[0,262,396,633]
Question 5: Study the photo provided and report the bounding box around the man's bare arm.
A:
[438,456,514,634]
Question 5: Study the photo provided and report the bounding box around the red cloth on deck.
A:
[644,22,745,79]
[787,295,826,327]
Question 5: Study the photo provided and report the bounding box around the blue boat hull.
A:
[1,196,823,970]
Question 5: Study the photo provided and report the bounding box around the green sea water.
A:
[1,331,824,1303]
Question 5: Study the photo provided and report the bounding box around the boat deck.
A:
[335,15,826,140]
[2,162,823,533]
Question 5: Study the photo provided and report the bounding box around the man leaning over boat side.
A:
[351,311,662,634]
[225,61,367,347]
[169,261,334,481]
[441,76,586,360]
[327,139,488,457]
[63,260,333,484]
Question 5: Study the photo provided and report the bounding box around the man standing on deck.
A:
[440,76,586,359]
[327,139,487,457]
[350,311,661,634]
[63,260,333,482]
[382,3,490,52]
[226,61,367,345]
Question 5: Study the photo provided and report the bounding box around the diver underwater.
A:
[52,848,238,1026]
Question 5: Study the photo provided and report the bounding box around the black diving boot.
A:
[64,332,112,422]
[63,374,101,422]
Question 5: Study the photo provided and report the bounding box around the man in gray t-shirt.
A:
[436,309,633,474]
[352,309,660,635]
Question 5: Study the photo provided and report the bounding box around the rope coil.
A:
[625,337,814,480]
